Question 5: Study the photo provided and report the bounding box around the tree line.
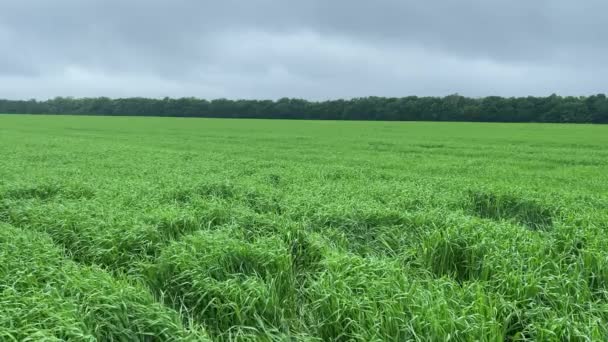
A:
[1,94,607,123]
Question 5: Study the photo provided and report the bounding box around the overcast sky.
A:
[0,0,606,100]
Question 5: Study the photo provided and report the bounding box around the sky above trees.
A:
[0,0,606,100]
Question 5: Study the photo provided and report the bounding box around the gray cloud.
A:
[0,0,606,99]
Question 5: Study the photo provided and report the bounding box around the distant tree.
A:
[0,94,606,123]
[587,94,608,123]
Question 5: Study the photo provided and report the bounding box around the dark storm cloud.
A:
[0,0,606,99]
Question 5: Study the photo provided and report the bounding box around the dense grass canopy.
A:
[1,116,607,340]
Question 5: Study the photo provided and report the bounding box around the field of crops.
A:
[1,115,607,341]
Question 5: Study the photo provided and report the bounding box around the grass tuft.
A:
[467,190,556,230]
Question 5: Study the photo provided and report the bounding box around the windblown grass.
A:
[0,223,208,341]
[1,115,607,340]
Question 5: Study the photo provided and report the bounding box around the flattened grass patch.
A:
[467,190,556,230]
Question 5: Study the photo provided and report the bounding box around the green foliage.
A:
[145,229,297,339]
[467,190,556,230]
[0,116,607,340]
[0,223,208,341]
[1,94,608,123]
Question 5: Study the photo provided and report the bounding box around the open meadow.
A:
[1,114,607,341]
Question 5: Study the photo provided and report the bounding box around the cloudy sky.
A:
[0,0,606,100]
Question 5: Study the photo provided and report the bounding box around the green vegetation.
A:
[2,93,608,123]
[1,115,607,340]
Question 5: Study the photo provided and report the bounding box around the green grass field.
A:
[1,114,607,341]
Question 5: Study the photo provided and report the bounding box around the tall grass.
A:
[1,116,607,340]
[0,223,208,341]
